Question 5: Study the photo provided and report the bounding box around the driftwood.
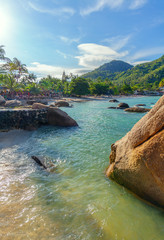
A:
[31,156,48,169]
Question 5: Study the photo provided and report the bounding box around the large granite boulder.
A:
[47,108,78,127]
[106,96,164,207]
[124,107,150,113]
[32,103,78,127]
[5,100,22,108]
[55,101,70,107]
[0,95,6,106]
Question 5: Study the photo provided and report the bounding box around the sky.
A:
[0,0,164,79]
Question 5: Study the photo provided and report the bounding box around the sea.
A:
[0,96,163,240]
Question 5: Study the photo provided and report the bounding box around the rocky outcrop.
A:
[47,107,78,127]
[0,95,6,106]
[117,102,129,108]
[55,101,70,107]
[106,95,164,208]
[32,103,78,127]
[124,107,150,112]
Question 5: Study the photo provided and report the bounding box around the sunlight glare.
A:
[0,9,11,38]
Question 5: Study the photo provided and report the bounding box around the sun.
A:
[0,9,11,38]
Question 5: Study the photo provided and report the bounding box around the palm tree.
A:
[2,58,28,82]
[13,57,28,77]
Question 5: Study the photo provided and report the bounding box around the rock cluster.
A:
[106,95,164,208]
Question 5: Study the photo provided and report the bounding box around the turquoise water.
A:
[0,96,163,240]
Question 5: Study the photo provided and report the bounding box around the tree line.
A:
[0,45,164,97]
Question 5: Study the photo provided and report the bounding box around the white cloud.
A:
[131,46,164,60]
[56,50,67,59]
[75,43,128,68]
[132,60,150,65]
[102,35,131,51]
[80,0,124,16]
[80,0,148,15]
[27,62,90,79]
[28,1,75,17]
[129,0,148,10]
[59,36,80,44]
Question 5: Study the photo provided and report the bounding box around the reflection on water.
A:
[0,97,164,240]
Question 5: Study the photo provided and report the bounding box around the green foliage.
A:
[1,74,19,91]
[82,55,164,92]
[69,77,90,96]
[159,78,164,88]
[25,83,41,94]
[82,60,133,80]
[89,82,109,95]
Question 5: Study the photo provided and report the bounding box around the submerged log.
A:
[31,156,48,169]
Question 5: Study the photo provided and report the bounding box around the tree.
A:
[2,57,28,82]
[69,77,90,96]
[159,78,164,88]
[1,74,19,91]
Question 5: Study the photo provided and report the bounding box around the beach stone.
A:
[109,99,119,102]
[0,95,6,105]
[55,101,70,107]
[32,103,49,109]
[124,107,150,113]
[108,107,117,109]
[117,102,129,108]
[5,100,22,108]
[106,95,164,207]
[47,107,78,127]
[135,104,146,106]
[27,99,48,105]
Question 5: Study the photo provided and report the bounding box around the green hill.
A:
[82,55,164,89]
[82,60,133,80]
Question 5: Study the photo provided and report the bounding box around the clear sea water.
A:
[0,96,163,240]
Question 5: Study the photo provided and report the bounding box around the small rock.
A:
[124,107,150,112]
[55,101,70,107]
[109,99,119,102]
[5,100,22,108]
[117,102,129,108]
[135,104,146,106]
[32,103,49,109]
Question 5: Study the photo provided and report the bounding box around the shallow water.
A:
[0,96,163,240]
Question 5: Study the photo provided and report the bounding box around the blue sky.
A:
[0,0,164,78]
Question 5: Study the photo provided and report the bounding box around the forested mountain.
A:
[82,60,133,80]
[82,55,164,89]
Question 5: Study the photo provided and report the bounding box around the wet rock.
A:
[106,95,164,208]
[124,107,150,113]
[47,107,78,127]
[0,95,6,106]
[109,99,119,103]
[135,104,146,106]
[117,102,129,108]
[55,101,70,107]
[108,107,117,109]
